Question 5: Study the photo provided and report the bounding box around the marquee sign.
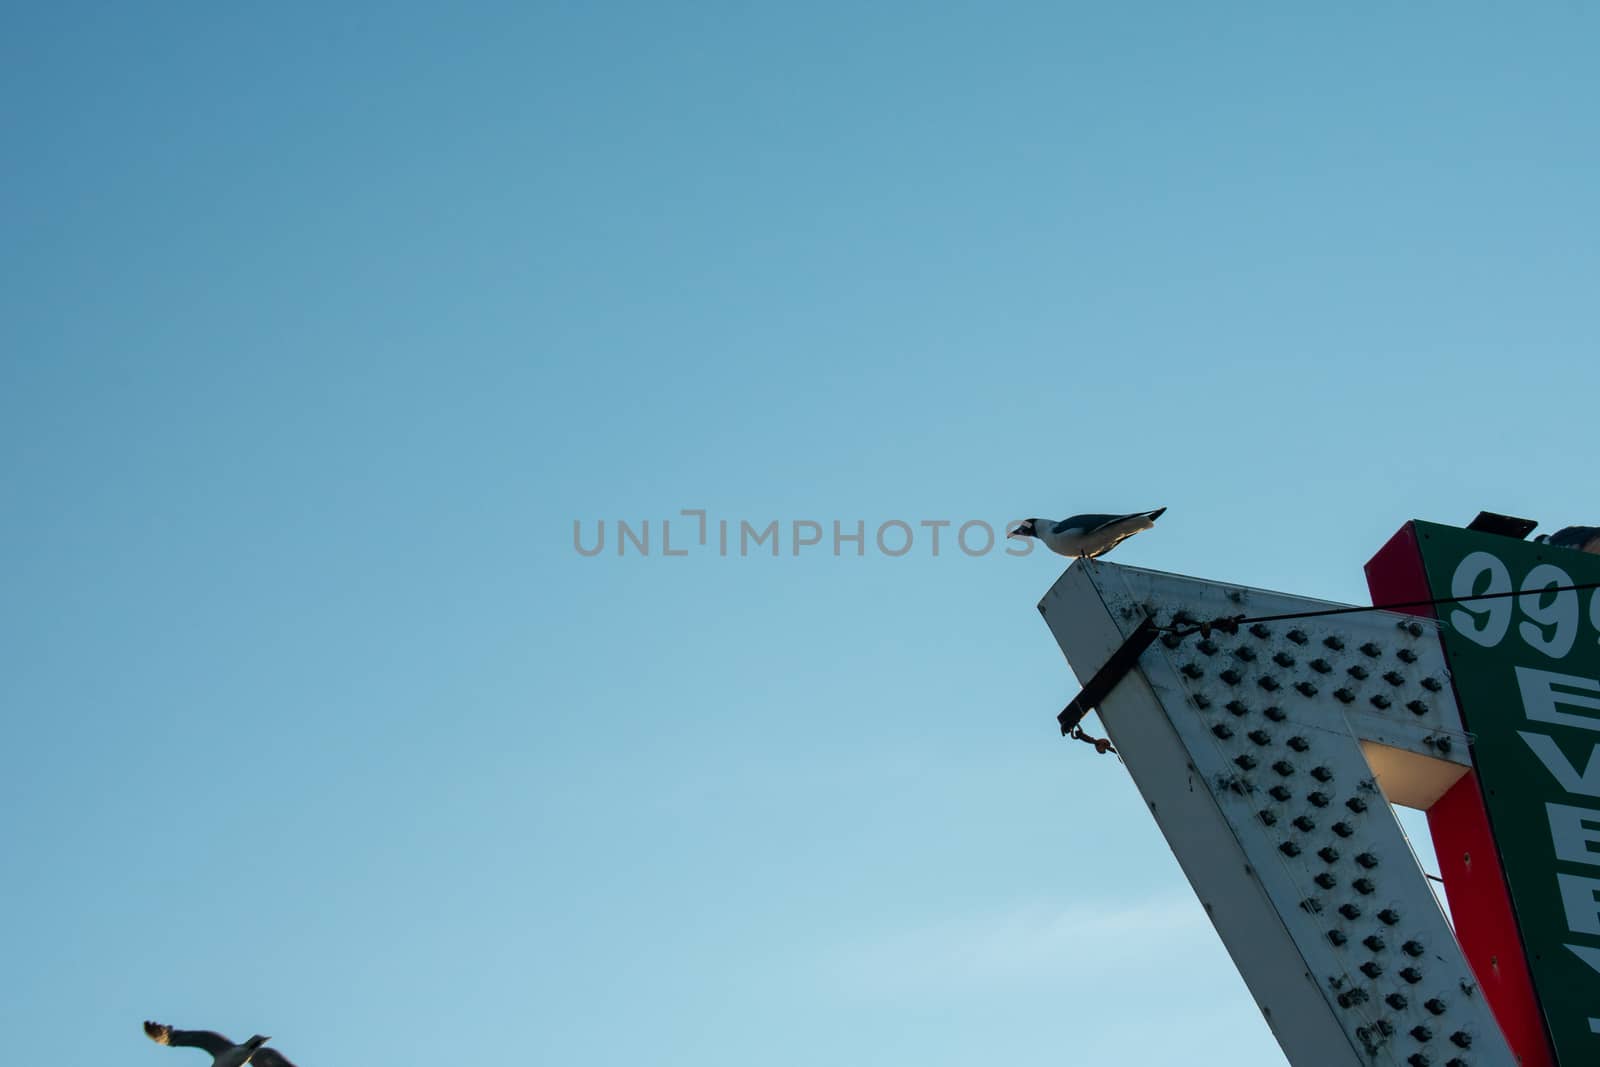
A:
[1042,558,1510,1066]
[1038,521,1600,1067]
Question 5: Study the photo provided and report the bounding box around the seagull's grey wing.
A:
[144,1022,233,1057]
[1549,525,1600,550]
[1052,513,1121,535]
[252,1049,299,1067]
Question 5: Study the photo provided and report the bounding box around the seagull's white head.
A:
[1009,519,1039,539]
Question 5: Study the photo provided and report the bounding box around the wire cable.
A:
[1160,581,1600,639]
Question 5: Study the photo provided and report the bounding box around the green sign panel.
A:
[1415,521,1600,1062]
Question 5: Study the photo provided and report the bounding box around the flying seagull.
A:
[1009,508,1167,559]
[1535,525,1600,555]
[143,1022,298,1067]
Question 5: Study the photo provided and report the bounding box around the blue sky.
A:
[4,4,1597,1064]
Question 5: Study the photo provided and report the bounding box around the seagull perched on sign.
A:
[143,1022,298,1067]
[1536,526,1600,555]
[1009,508,1166,559]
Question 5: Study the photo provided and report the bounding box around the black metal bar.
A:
[1057,616,1161,736]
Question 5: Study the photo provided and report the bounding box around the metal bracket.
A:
[1056,615,1160,735]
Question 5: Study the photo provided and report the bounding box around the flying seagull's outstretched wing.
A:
[144,1022,233,1058]
[252,1049,300,1067]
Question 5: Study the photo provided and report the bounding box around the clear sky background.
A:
[4,4,1597,1065]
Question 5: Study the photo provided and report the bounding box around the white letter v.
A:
[1522,731,1600,798]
